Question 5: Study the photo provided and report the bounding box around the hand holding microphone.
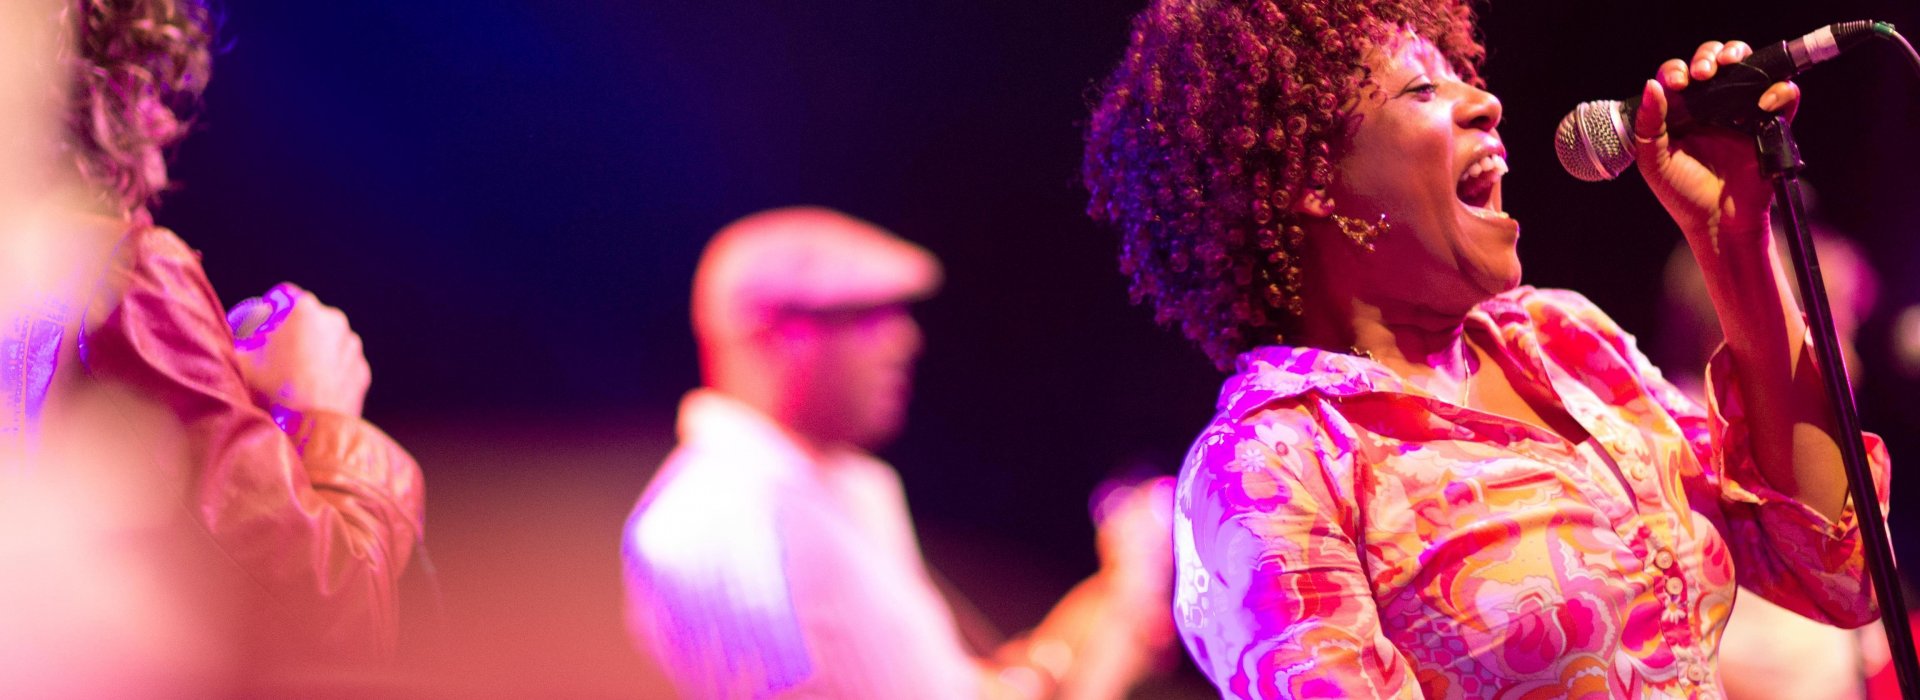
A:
[1556,21,1890,183]
[1632,39,1804,241]
[228,282,371,419]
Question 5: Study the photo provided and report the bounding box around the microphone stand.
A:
[1754,114,1919,697]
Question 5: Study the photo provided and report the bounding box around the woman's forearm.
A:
[1692,222,1849,520]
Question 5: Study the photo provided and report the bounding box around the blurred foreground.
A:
[234,412,1219,699]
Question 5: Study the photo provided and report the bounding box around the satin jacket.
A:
[11,221,424,660]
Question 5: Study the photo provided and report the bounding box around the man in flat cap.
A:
[622,207,1175,699]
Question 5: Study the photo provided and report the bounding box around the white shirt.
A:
[623,390,980,698]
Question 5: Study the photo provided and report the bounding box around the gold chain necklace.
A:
[1457,340,1474,408]
[1348,341,1475,407]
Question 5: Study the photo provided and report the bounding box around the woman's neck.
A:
[1354,297,1468,363]
[1302,289,1480,401]
[1292,236,1489,400]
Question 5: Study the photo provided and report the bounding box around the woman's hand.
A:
[228,282,371,418]
[1639,42,1855,523]
[1633,40,1802,245]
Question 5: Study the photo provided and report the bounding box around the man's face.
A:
[773,302,922,449]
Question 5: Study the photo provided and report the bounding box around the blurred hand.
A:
[987,477,1178,700]
[1633,40,1801,243]
[227,282,370,418]
[1090,475,1177,646]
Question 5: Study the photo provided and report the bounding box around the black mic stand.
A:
[1754,114,1919,697]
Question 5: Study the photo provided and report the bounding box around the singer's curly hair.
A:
[65,0,216,215]
[1083,0,1483,370]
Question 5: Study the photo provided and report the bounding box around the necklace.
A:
[1346,341,1474,407]
[1455,340,1474,408]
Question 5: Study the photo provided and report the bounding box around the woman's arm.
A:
[1527,287,1884,626]
[1633,40,1852,521]
[1170,411,1420,699]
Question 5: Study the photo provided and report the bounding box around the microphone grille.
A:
[1554,100,1635,182]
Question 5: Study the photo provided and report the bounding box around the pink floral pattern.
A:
[1173,287,1889,699]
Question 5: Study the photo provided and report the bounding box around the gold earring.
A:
[1331,213,1389,252]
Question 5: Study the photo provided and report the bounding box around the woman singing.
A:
[1082,1,1888,697]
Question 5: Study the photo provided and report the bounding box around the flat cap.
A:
[692,207,941,340]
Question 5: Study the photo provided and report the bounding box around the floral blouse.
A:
[1172,287,1889,699]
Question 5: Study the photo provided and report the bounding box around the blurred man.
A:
[622,207,1174,699]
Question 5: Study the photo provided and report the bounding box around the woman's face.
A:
[1326,30,1520,313]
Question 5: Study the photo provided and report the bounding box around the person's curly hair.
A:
[64,0,215,215]
[1083,0,1483,370]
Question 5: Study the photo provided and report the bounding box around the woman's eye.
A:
[1405,83,1438,100]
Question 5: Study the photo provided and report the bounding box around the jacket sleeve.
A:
[80,227,425,658]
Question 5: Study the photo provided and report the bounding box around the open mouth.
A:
[1456,153,1509,218]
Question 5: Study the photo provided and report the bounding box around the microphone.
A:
[1555,20,1891,182]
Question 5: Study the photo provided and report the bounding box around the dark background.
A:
[157,1,1920,695]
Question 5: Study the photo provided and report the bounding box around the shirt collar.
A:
[679,389,779,440]
[676,389,817,474]
[1216,286,1542,421]
[1218,347,1401,419]
[677,389,884,482]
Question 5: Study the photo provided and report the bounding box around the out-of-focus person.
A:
[622,207,1176,699]
[0,0,425,678]
[1,2,236,697]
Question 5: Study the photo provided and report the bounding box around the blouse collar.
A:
[1217,286,1540,421]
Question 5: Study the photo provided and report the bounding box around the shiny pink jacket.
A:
[70,224,424,659]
